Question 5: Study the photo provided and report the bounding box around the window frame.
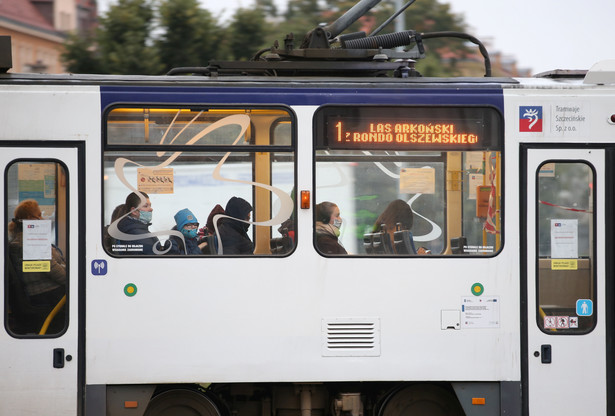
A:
[102,103,298,258]
[312,104,504,258]
[4,158,69,338]
[534,159,597,335]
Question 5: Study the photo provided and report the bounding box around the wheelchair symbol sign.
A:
[576,299,593,316]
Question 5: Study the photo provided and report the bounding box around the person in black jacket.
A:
[218,197,254,255]
[114,192,173,255]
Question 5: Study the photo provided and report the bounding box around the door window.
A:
[536,161,596,333]
[4,161,68,337]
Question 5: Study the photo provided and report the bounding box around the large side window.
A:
[313,105,503,256]
[536,161,596,333]
[5,161,68,336]
[103,106,296,256]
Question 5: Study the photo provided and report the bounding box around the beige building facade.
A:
[0,0,97,74]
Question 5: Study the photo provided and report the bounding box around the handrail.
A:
[39,295,66,335]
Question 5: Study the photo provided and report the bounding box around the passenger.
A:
[203,203,225,236]
[103,204,124,252]
[217,197,254,255]
[7,199,66,319]
[373,199,427,254]
[115,192,171,255]
[171,208,202,255]
[315,201,347,254]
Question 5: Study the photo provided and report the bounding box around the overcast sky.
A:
[97,0,615,74]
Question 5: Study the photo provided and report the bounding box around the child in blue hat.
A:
[172,208,202,255]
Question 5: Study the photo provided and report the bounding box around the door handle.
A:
[540,344,552,364]
[53,348,65,368]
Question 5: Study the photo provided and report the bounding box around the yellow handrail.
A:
[39,295,66,335]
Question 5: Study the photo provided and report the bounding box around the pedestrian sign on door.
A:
[576,299,593,316]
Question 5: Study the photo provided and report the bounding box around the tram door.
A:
[0,146,81,414]
[525,147,607,415]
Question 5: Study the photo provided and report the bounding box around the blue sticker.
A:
[576,299,593,316]
[91,259,108,276]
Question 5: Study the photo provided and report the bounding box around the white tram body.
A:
[0,58,614,416]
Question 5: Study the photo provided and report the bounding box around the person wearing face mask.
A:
[315,201,347,255]
[217,196,254,255]
[115,192,169,255]
[170,208,202,255]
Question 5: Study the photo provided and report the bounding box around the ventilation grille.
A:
[322,318,380,357]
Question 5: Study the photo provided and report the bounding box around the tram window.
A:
[103,106,296,256]
[4,161,68,337]
[313,105,503,256]
[536,162,596,334]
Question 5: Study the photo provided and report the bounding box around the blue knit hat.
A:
[174,208,199,230]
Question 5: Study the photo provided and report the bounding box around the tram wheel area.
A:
[143,387,223,416]
[104,382,468,416]
[377,384,465,416]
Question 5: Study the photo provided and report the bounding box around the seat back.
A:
[363,225,394,254]
[270,236,293,254]
[450,236,467,254]
[393,230,418,254]
[6,255,52,334]
[200,234,218,255]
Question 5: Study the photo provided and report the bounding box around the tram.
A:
[1,1,614,415]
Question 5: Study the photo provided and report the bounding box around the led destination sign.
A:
[333,120,479,147]
[316,106,501,151]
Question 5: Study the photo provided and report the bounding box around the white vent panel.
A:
[322,317,381,357]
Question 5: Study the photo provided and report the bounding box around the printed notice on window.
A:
[551,219,578,259]
[400,167,435,194]
[461,296,500,328]
[22,219,52,260]
[137,168,174,194]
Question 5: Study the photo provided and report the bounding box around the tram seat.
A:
[450,236,467,254]
[363,230,394,254]
[393,230,418,255]
[270,236,293,254]
[6,256,55,334]
[199,234,218,255]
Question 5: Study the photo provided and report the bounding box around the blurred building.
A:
[0,0,97,73]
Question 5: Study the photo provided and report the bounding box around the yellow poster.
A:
[23,261,51,273]
[551,259,578,270]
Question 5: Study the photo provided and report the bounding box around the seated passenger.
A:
[315,201,347,254]
[217,197,254,255]
[114,192,172,255]
[103,204,123,252]
[203,203,225,236]
[8,200,66,330]
[373,199,427,254]
[171,208,202,255]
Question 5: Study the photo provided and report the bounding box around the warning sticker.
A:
[556,316,569,329]
[22,260,51,273]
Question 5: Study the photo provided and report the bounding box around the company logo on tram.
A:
[519,106,543,132]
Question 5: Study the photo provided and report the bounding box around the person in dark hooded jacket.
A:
[218,197,254,255]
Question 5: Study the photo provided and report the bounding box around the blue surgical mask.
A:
[138,210,152,224]
[181,228,198,239]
